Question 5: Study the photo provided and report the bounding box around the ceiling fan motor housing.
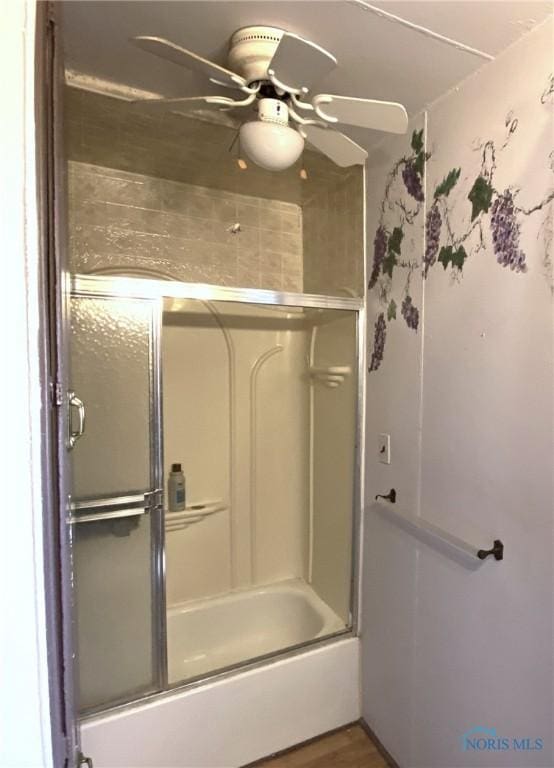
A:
[228,26,284,84]
[257,98,289,126]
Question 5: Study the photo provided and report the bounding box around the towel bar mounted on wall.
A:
[372,501,505,567]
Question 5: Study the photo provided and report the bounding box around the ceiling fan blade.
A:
[132,36,247,90]
[313,95,408,134]
[133,95,238,114]
[300,125,367,167]
[268,33,337,94]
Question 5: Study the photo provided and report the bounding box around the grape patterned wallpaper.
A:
[367,73,554,373]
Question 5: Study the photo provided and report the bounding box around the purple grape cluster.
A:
[490,190,527,273]
[368,225,387,289]
[424,203,442,277]
[401,295,419,331]
[369,313,387,372]
[402,161,424,202]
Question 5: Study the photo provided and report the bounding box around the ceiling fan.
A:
[131,26,408,171]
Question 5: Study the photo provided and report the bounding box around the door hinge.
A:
[77,753,93,768]
[50,379,63,407]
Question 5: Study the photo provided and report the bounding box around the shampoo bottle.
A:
[168,463,186,512]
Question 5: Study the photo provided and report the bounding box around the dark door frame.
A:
[35,3,80,766]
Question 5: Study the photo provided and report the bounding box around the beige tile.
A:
[282,251,302,274]
[280,211,302,234]
[260,229,282,253]
[261,250,282,273]
[281,232,302,256]
[262,272,283,291]
[186,192,215,219]
[212,196,237,223]
[236,202,260,228]
[236,268,262,289]
[102,204,174,236]
[282,272,303,292]
[236,226,260,257]
[258,203,282,231]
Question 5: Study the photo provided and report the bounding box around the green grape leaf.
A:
[382,252,397,278]
[468,176,493,220]
[451,245,467,270]
[414,151,426,177]
[387,299,397,321]
[438,245,467,271]
[411,129,424,153]
[438,246,453,269]
[388,226,404,255]
[434,168,461,199]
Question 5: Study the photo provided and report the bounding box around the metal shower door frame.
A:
[68,289,167,716]
[72,274,366,718]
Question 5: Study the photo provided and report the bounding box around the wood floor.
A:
[251,724,390,768]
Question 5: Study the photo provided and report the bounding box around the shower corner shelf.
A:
[308,365,351,388]
[165,501,227,533]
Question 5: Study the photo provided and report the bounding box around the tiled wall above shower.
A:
[68,162,303,290]
[65,87,363,296]
[303,170,364,297]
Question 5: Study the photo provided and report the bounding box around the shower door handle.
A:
[68,490,163,524]
[68,390,86,449]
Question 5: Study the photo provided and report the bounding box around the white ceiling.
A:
[61,1,552,151]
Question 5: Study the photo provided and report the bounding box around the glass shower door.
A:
[68,294,164,713]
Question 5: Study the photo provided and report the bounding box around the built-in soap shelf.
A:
[308,365,351,388]
[164,501,227,533]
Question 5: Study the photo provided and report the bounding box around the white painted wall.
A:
[0,1,54,766]
[362,19,553,768]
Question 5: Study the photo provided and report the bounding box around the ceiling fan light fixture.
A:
[239,121,304,171]
[132,28,408,169]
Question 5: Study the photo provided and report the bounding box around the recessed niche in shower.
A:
[162,298,357,684]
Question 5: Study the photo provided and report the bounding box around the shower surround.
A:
[162,299,356,683]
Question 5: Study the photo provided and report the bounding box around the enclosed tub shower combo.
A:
[69,282,362,713]
[58,34,366,758]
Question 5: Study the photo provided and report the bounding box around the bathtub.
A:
[168,579,346,683]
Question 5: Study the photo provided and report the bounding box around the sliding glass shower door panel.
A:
[69,296,153,499]
[69,295,162,712]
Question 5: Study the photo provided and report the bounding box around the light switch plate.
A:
[378,433,390,464]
